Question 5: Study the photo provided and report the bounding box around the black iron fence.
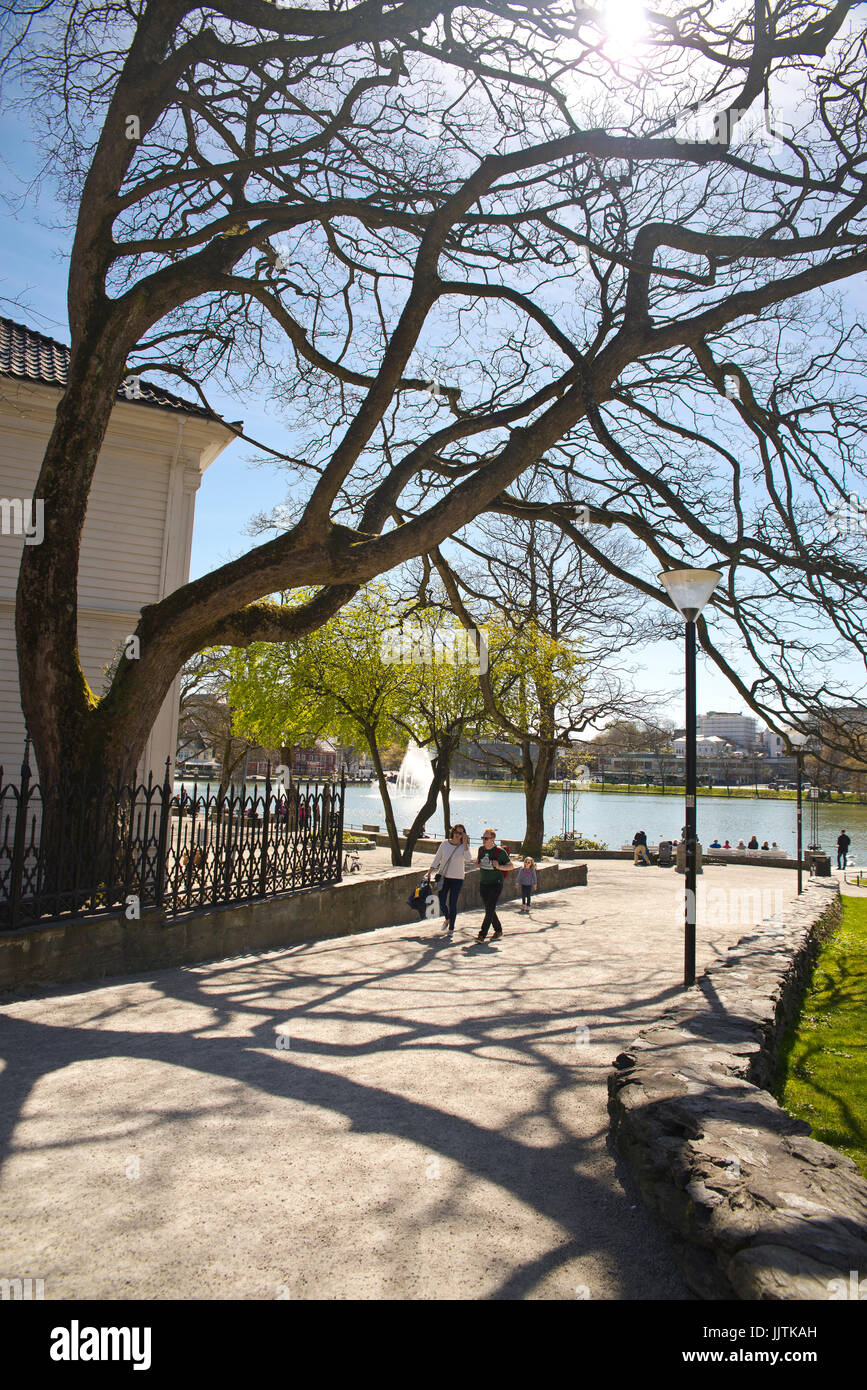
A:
[0,745,344,931]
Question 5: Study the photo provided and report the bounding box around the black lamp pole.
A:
[796,749,803,895]
[684,619,698,987]
[659,566,721,991]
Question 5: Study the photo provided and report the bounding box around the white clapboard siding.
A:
[0,378,235,783]
[77,443,170,610]
[0,611,26,779]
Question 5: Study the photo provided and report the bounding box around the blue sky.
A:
[0,101,803,729]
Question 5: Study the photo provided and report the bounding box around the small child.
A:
[517,856,537,912]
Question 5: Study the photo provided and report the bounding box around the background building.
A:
[696,711,758,749]
[758,727,787,758]
[673,734,733,758]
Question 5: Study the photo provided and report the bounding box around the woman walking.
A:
[475,829,512,943]
[428,824,474,936]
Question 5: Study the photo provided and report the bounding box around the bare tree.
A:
[3,0,867,793]
[430,513,656,853]
[177,650,253,793]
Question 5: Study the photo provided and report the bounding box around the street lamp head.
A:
[658,567,722,623]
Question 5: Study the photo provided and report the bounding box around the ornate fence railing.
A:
[0,745,344,931]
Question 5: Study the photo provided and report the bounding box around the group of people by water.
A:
[631,827,784,864]
[425,825,538,943]
[631,827,856,868]
[707,836,780,851]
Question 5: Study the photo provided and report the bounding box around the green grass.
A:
[450,778,865,801]
[777,895,867,1178]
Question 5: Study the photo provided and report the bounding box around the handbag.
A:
[407,878,437,917]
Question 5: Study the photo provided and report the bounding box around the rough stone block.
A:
[607,882,866,1300]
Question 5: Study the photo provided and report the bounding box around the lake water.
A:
[344,782,867,861]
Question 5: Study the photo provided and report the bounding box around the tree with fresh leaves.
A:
[227,588,488,861]
[224,585,413,858]
[590,718,676,753]
[388,607,489,858]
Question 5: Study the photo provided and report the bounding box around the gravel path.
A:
[0,862,800,1300]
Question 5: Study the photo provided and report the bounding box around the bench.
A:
[707,847,788,859]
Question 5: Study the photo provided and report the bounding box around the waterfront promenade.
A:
[0,863,801,1300]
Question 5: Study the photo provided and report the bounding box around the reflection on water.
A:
[344,782,867,859]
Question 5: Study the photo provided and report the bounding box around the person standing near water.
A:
[429,824,474,936]
[837,829,851,869]
[475,829,512,942]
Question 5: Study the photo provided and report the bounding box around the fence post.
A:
[337,768,346,883]
[259,763,272,898]
[153,758,172,913]
[8,735,33,929]
[223,787,237,900]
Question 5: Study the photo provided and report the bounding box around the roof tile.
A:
[0,316,221,420]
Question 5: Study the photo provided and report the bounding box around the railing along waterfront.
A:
[0,744,344,930]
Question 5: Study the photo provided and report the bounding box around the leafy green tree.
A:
[483,621,588,857]
[388,610,489,859]
[228,589,490,862]
[227,586,418,862]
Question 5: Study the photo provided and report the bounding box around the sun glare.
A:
[602,0,650,62]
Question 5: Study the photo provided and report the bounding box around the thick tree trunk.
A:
[440,770,451,839]
[16,334,140,787]
[521,742,556,858]
[398,741,453,866]
[367,732,402,864]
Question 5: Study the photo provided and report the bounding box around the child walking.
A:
[517,857,537,912]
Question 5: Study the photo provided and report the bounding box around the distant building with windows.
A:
[673,734,732,758]
[289,740,338,778]
[758,727,787,758]
[696,711,758,750]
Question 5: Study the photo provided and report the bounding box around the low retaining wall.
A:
[608,880,867,1299]
[0,859,586,996]
[578,848,799,869]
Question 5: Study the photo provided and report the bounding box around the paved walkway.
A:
[0,863,802,1300]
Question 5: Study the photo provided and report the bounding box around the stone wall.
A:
[608,880,867,1299]
[0,859,586,996]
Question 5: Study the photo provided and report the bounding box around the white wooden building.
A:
[0,317,238,785]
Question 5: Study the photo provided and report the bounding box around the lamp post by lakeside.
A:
[659,567,722,989]
[796,749,803,895]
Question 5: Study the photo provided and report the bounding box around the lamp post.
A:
[796,749,803,894]
[659,567,722,988]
